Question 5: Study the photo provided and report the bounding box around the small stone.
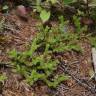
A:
[16,5,28,21]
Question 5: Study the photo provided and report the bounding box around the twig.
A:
[92,48,96,81]
[0,62,13,68]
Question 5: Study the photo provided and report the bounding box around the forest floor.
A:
[0,10,96,96]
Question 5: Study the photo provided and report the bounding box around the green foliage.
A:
[40,9,51,23]
[22,0,96,23]
[88,0,96,7]
[50,0,57,4]
[35,1,51,23]
[38,16,81,52]
[0,17,5,32]
[89,36,96,48]
[73,15,87,34]
[2,5,9,10]
[63,0,76,5]
[0,74,7,83]
[90,7,96,20]
[9,16,84,88]
[35,0,78,22]
[9,38,69,87]
[0,17,7,46]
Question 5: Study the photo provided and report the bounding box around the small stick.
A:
[92,48,96,81]
[0,62,13,68]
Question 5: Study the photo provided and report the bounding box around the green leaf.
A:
[64,0,74,5]
[40,9,51,23]
[9,49,18,58]
[50,0,57,4]
[0,74,7,82]
[2,5,9,10]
